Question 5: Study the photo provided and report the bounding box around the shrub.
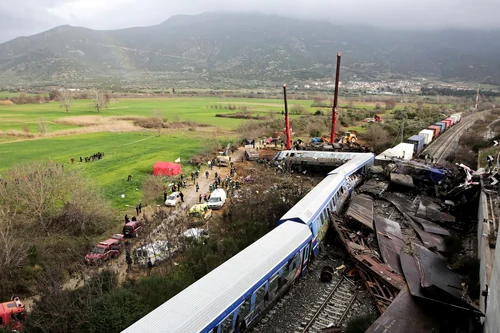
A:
[309,128,322,137]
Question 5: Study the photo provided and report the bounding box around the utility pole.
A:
[330,52,342,144]
[475,84,480,111]
[283,84,292,150]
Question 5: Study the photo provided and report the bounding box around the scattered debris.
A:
[390,173,415,188]
[359,178,390,197]
[346,194,374,230]
[373,216,404,275]
[366,287,441,333]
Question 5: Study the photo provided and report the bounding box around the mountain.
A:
[0,12,499,88]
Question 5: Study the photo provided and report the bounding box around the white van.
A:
[133,240,176,266]
[207,189,227,210]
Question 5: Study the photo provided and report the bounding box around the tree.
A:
[48,90,60,101]
[0,161,114,234]
[0,209,28,277]
[291,104,307,115]
[385,98,397,110]
[152,109,165,136]
[363,124,390,154]
[89,89,110,113]
[58,89,73,113]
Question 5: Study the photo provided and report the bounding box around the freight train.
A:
[406,113,462,154]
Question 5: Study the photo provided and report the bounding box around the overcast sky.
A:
[1,0,499,43]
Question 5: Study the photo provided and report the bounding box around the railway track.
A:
[295,276,358,333]
[422,114,478,163]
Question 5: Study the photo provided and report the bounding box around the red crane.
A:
[283,84,292,150]
[330,52,342,144]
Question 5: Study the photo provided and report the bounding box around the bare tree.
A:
[0,209,28,276]
[58,89,73,113]
[89,89,110,113]
[0,162,114,234]
[363,124,390,154]
[37,117,49,135]
[152,109,165,136]
[385,98,397,110]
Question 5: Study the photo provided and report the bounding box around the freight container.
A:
[451,113,462,122]
[392,143,415,159]
[375,143,414,166]
[428,126,440,138]
[419,129,434,145]
[445,117,455,126]
[450,115,459,124]
[435,122,446,133]
[407,135,425,154]
[442,119,451,129]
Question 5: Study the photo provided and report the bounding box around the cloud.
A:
[1,0,500,42]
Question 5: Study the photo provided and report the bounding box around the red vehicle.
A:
[110,234,124,241]
[0,297,26,332]
[123,221,143,238]
[85,238,123,265]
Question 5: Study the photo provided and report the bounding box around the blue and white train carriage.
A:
[277,152,374,256]
[122,222,312,333]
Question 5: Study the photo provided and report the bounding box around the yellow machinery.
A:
[187,203,212,227]
[340,132,357,144]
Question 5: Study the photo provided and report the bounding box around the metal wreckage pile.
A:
[330,159,487,333]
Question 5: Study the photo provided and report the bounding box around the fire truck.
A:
[0,297,26,332]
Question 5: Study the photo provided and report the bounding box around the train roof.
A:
[280,173,345,224]
[122,222,312,333]
[328,153,374,177]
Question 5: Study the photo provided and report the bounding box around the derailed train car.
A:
[122,223,312,333]
[277,152,374,256]
[122,152,375,333]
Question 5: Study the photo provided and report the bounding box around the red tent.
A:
[152,162,181,176]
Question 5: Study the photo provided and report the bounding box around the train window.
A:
[254,283,267,310]
[212,327,218,333]
[220,312,234,333]
[239,297,251,320]
[304,244,310,262]
[269,274,279,298]
[290,252,299,276]
[281,261,290,281]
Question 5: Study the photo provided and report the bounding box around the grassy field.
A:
[0,131,219,209]
[0,97,311,133]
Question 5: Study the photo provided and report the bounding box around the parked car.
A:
[85,238,122,265]
[245,149,259,161]
[165,192,181,207]
[187,204,212,227]
[123,221,143,238]
[207,189,227,210]
[133,240,177,266]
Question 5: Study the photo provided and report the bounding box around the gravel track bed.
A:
[250,244,377,333]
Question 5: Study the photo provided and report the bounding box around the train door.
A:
[301,243,311,276]
[249,281,268,322]
[268,273,280,302]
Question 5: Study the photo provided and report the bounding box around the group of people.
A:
[77,152,104,163]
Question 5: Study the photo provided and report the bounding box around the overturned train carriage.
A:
[277,152,375,256]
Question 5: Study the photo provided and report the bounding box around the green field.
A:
[0,97,312,133]
[0,131,217,209]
